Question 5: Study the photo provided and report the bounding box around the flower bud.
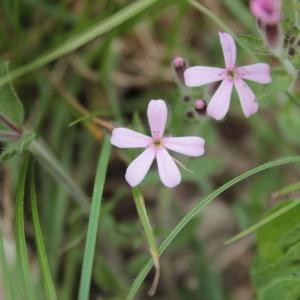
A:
[194,99,207,115]
[172,56,187,85]
[185,110,194,119]
[182,95,191,102]
[250,0,282,50]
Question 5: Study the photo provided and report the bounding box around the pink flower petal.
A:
[234,78,258,118]
[147,99,168,140]
[219,32,236,70]
[156,148,181,188]
[125,147,155,187]
[237,63,271,84]
[163,137,205,157]
[250,0,281,25]
[207,79,233,120]
[111,128,151,148]
[184,66,226,87]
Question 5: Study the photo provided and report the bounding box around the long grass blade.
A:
[78,135,111,300]
[0,0,160,87]
[273,181,300,198]
[29,164,57,300]
[225,200,300,245]
[126,156,300,300]
[15,154,36,300]
[29,139,89,212]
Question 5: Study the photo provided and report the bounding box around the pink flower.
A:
[111,100,205,188]
[250,0,281,25]
[184,32,272,120]
[250,0,282,49]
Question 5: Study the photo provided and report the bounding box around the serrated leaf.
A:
[0,132,36,161]
[0,62,24,129]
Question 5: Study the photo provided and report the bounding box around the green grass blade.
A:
[0,0,160,87]
[29,164,57,300]
[225,200,300,245]
[132,187,160,296]
[0,230,13,300]
[187,0,257,60]
[78,135,111,300]
[15,154,36,300]
[274,181,300,197]
[29,139,89,212]
[126,156,300,300]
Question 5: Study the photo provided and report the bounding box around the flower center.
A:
[153,140,162,148]
[227,69,236,78]
[151,139,163,149]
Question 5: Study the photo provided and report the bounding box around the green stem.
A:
[132,187,160,296]
[126,155,300,300]
[30,164,57,300]
[78,135,111,300]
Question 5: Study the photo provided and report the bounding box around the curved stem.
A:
[132,187,160,296]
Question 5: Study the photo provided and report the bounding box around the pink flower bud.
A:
[172,56,187,85]
[194,99,207,115]
[250,0,282,49]
[250,0,281,25]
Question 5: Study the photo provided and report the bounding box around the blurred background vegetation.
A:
[1,0,300,299]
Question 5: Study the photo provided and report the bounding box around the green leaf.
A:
[257,202,300,260]
[29,164,57,300]
[252,200,300,300]
[78,135,111,300]
[260,70,292,101]
[15,155,36,300]
[126,156,300,300]
[257,276,300,300]
[225,200,300,245]
[0,62,24,128]
[0,132,36,162]
[238,34,268,56]
[278,101,300,146]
